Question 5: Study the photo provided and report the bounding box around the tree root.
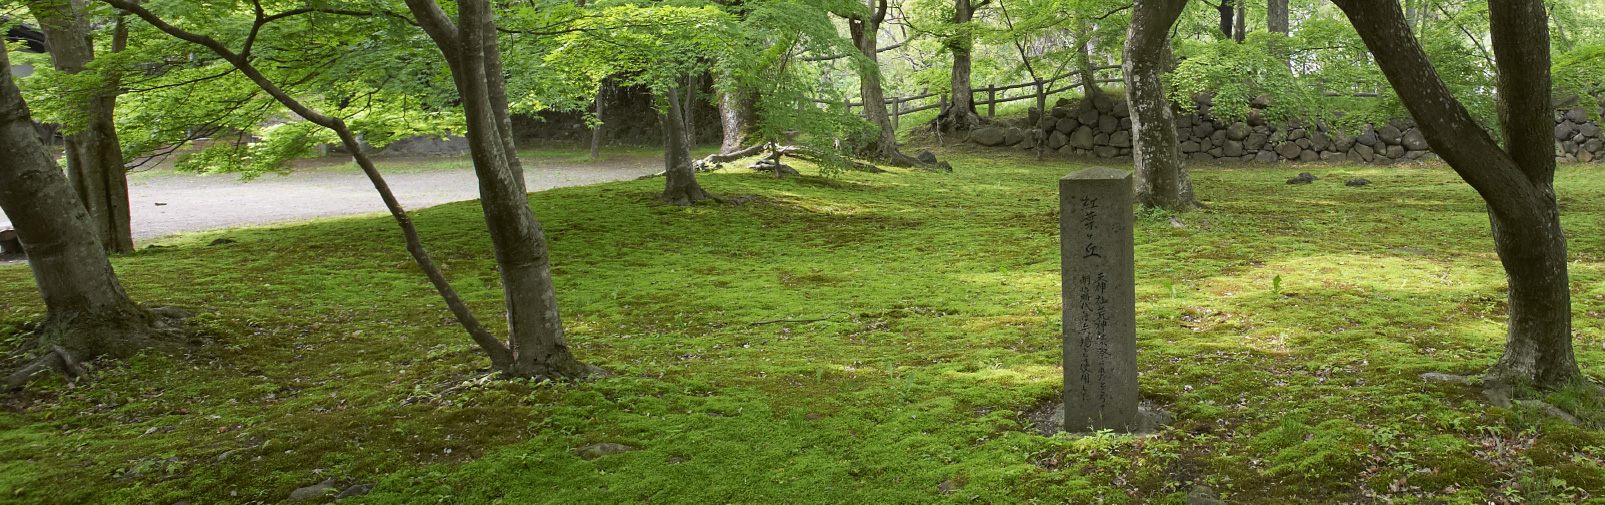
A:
[7,345,86,390]
[1419,371,1591,426]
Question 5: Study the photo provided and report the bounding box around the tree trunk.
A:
[849,0,915,166]
[1125,0,1196,212]
[590,89,602,160]
[937,0,982,133]
[0,38,152,361]
[1233,0,1247,42]
[29,0,134,254]
[716,72,756,154]
[682,73,698,148]
[1074,24,1105,100]
[412,0,590,379]
[661,86,710,206]
[1268,0,1288,33]
[1217,1,1234,37]
[1331,0,1577,389]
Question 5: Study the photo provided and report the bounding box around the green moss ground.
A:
[2,151,1604,504]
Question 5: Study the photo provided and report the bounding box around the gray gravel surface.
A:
[0,155,661,244]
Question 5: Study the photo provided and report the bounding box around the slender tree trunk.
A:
[29,0,134,254]
[590,87,603,160]
[0,39,152,361]
[1074,24,1105,100]
[849,0,916,166]
[1331,0,1577,389]
[682,73,697,148]
[938,0,983,133]
[661,86,710,206]
[1233,0,1247,42]
[414,0,589,379]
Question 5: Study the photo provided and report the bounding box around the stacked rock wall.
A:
[968,96,1605,165]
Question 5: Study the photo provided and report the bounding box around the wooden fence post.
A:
[987,84,996,117]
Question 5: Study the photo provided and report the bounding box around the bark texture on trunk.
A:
[1217,2,1234,37]
[661,86,710,206]
[412,0,589,379]
[717,87,754,154]
[1331,0,1577,389]
[30,0,134,254]
[1268,0,1289,33]
[0,39,151,360]
[849,0,916,166]
[937,0,984,133]
[1125,0,1196,211]
[1233,0,1247,42]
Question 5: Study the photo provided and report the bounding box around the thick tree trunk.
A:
[1217,2,1234,37]
[661,86,710,206]
[937,0,982,133]
[1268,0,1289,33]
[0,39,152,360]
[683,73,698,148]
[849,0,916,166]
[30,0,134,254]
[1125,0,1196,212]
[1331,0,1577,389]
[717,88,754,154]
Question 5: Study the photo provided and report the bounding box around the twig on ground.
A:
[750,311,851,326]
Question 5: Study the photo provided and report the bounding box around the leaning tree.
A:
[108,0,595,380]
[1123,0,1197,211]
[1330,0,1579,389]
[0,37,159,386]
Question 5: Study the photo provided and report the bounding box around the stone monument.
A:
[1059,167,1139,432]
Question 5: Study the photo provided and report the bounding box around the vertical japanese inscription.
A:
[1060,167,1138,432]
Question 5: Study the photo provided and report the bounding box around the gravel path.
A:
[0,155,662,246]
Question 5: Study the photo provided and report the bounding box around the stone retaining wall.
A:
[968,95,1605,165]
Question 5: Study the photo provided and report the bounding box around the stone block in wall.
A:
[1119,117,1131,130]
[1276,143,1302,160]
[1583,150,1597,163]
[1255,150,1277,162]
[1005,128,1024,146]
[1048,130,1068,149]
[1581,123,1600,138]
[1566,107,1588,123]
[1210,129,1227,146]
[1556,121,1576,140]
[1226,122,1249,141]
[1385,145,1405,158]
[1295,138,1312,149]
[1057,117,1079,133]
[1059,145,1076,155]
[1200,137,1214,151]
[1299,150,1319,162]
[1039,115,1058,131]
[1223,140,1243,157]
[1585,138,1603,153]
[1401,129,1429,151]
[1246,132,1268,151]
[1288,128,1307,141]
[1180,140,1200,153]
[1247,109,1267,126]
[1051,105,1071,118]
[1208,147,1224,157]
[1094,145,1119,158]
[1191,152,1215,162]
[1110,130,1131,148]
[1378,125,1403,145]
[1020,131,1038,149]
[1069,126,1095,149]
[1191,122,1214,138]
[1098,115,1119,134]
[1310,131,1331,152]
[1094,132,1111,145]
[1320,151,1346,162]
[1113,101,1130,118]
[1355,127,1379,146]
[1563,140,1578,154]
[972,127,1008,146]
[1092,94,1116,114]
[1332,132,1355,152]
[1405,150,1428,160]
[1120,148,1132,156]
[1079,109,1100,126]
